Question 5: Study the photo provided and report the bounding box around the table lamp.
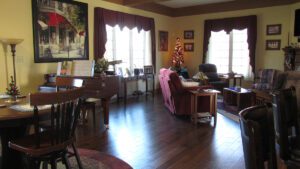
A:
[0,38,24,85]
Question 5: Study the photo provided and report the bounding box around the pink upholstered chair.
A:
[159,68,211,115]
[159,68,175,113]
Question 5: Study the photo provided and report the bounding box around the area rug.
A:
[56,149,133,169]
[217,98,240,122]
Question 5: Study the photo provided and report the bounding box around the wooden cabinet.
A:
[283,47,300,71]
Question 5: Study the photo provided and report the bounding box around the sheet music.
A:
[72,60,95,77]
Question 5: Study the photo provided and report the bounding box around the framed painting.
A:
[32,0,89,63]
[184,43,194,52]
[266,24,281,35]
[159,31,168,51]
[266,40,281,50]
[184,30,194,39]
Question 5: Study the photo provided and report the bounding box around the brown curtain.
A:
[203,15,257,72]
[94,7,156,71]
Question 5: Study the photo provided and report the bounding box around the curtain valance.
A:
[94,7,156,71]
[203,15,257,72]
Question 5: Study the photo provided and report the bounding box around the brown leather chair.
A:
[168,71,212,115]
[272,87,300,169]
[239,105,277,169]
[9,87,84,169]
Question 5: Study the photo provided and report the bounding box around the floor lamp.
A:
[0,38,24,85]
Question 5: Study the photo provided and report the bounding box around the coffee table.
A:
[189,89,220,127]
[223,87,255,111]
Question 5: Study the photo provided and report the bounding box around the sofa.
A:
[159,68,211,115]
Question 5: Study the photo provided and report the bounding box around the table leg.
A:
[0,126,26,169]
[234,78,237,86]
[124,80,127,105]
[101,98,110,129]
[239,78,242,86]
[214,93,218,127]
[152,75,155,98]
[145,77,148,98]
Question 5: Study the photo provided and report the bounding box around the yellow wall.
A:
[170,3,300,77]
[0,0,172,93]
[0,0,300,93]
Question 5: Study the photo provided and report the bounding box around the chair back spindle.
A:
[30,87,84,150]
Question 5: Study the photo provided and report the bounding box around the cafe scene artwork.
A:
[33,0,89,62]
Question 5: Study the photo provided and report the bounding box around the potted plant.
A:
[94,58,109,75]
[6,76,20,102]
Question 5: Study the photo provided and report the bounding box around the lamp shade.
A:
[0,38,24,45]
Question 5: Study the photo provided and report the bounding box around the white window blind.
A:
[104,25,151,75]
[206,29,252,79]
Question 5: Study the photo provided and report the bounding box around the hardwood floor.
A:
[75,94,285,169]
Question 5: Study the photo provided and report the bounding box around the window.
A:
[104,25,151,75]
[206,29,252,79]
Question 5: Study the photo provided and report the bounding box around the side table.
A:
[189,89,220,127]
[223,87,255,111]
[121,74,155,105]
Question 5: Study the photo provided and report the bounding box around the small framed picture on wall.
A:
[184,30,194,39]
[266,24,281,35]
[184,43,194,52]
[159,31,168,51]
[144,65,154,75]
[266,40,281,50]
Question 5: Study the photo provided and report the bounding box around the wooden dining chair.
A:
[56,76,97,125]
[272,86,300,169]
[239,104,277,169]
[9,87,84,169]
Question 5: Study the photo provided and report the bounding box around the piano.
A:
[39,75,119,128]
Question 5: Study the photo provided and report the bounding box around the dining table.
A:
[0,95,50,169]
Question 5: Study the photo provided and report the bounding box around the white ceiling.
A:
[157,0,235,8]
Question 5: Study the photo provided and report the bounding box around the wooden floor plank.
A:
[75,94,286,169]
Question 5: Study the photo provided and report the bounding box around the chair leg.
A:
[72,143,83,169]
[50,158,57,169]
[62,151,71,169]
[92,104,96,126]
[42,161,48,169]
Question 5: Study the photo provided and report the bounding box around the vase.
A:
[11,95,17,102]
[6,95,18,103]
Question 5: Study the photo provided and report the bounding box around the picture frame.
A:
[266,40,281,50]
[184,30,194,39]
[144,65,154,75]
[266,24,281,35]
[184,43,194,52]
[159,31,168,51]
[32,0,89,63]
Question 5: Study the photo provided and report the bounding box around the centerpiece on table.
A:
[192,72,208,85]
[94,58,109,75]
[6,76,20,102]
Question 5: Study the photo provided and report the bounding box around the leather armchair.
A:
[239,105,277,169]
[159,68,211,115]
[199,63,228,92]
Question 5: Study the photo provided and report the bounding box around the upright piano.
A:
[39,75,119,128]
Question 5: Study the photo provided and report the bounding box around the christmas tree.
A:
[172,37,184,71]
[6,76,19,96]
